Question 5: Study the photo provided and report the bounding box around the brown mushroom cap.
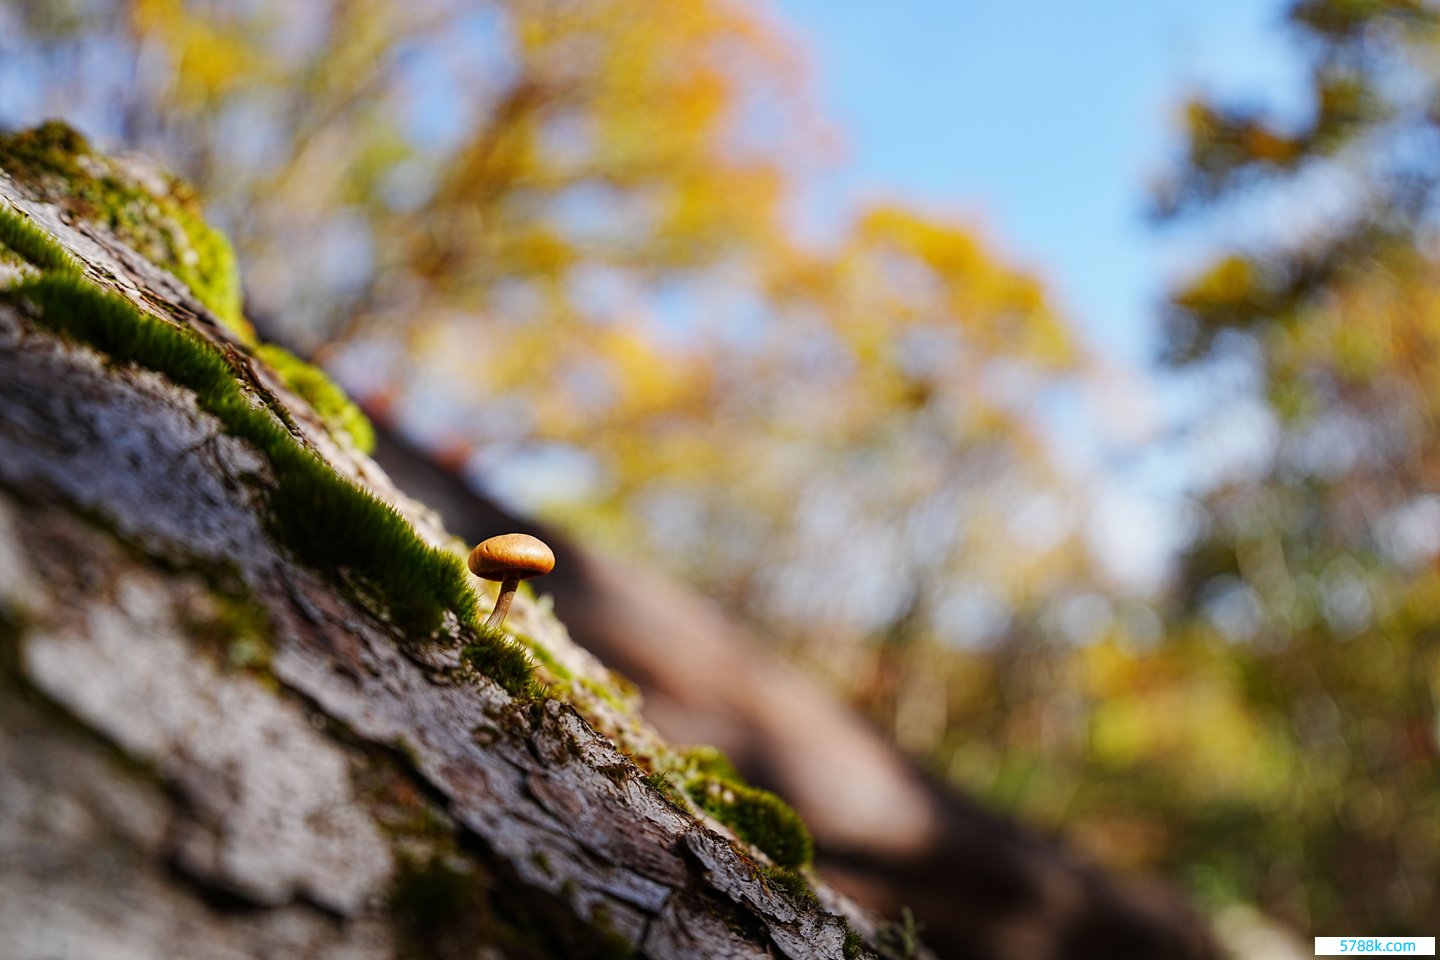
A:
[467,533,555,581]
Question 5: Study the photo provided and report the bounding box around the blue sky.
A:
[768,2,1313,589]
[772,0,1306,368]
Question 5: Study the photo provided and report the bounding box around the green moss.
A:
[254,344,376,454]
[461,624,544,700]
[527,646,571,682]
[518,636,637,714]
[0,121,249,337]
[642,768,691,809]
[13,272,244,391]
[3,274,489,640]
[264,446,478,636]
[0,120,94,186]
[0,131,474,641]
[843,927,865,960]
[165,180,246,335]
[0,204,81,275]
[875,907,924,960]
[199,591,274,675]
[606,668,641,704]
[691,776,814,869]
[681,744,745,783]
[519,636,576,683]
[759,865,820,907]
[577,675,630,711]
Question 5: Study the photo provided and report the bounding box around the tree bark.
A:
[369,427,1220,960]
[0,170,903,960]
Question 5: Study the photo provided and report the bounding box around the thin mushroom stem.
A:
[485,577,519,630]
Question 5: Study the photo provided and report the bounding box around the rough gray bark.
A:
[0,169,902,959]
[368,435,1221,960]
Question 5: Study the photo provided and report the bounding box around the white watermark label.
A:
[1315,938,1435,956]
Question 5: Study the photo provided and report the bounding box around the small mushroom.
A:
[467,533,555,630]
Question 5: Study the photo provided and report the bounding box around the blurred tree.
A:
[1151,0,1440,933]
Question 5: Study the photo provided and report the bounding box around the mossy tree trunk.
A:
[0,150,892,960]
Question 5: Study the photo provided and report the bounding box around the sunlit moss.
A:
[759,864,819,907]
[680,744,745,783]
[691,775,814,869]
[0,168,536,696]
[255,343,376,453]
[461,623,544,700]
[3,273,486,640]
[513,632,575,683]
[576,675,630,712]
[641,768,690,809]
[0,121,249,338]
[165,178,246,334]
[0,203,80,276]
[639,745,815,869]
